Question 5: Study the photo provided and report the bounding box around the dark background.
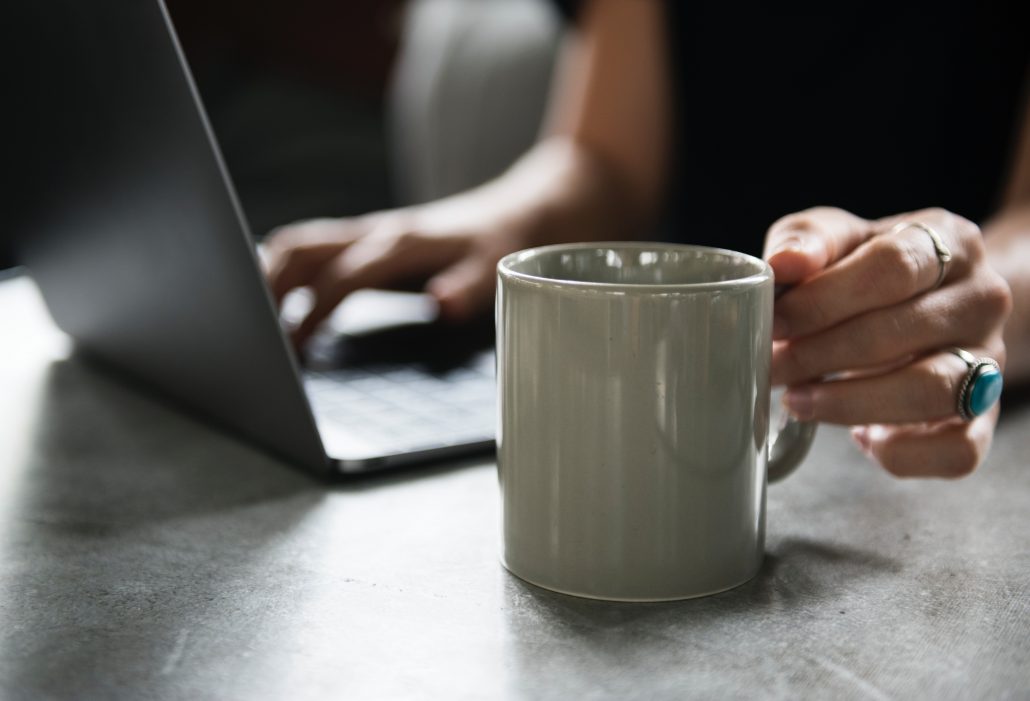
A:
[4,0,406,271]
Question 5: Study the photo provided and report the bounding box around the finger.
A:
[772,275,1011,385]
[264,219,363,303]
[782,345,1003,425]
[267,243,348,304]
[291,232,467,346]
[764,207,874,285]
[773,209,978,340]
[850,407,998,478]
[426,255,498,322]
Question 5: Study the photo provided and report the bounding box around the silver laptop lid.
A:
[16,0,331,475]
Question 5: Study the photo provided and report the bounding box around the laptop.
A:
[14,0,496,476]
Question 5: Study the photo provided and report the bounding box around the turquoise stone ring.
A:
[949,348,1003,421]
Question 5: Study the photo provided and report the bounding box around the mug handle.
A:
[766,284,817,483]
[767,411,817,483]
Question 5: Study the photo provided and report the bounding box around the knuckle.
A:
[919,206,952,224]
[980,273,1014,322]
[957,216,983,242]
[916,207,960,236]
[800,205,842,222]
[865,238,922,298]
[891,239,925,288]
[386,228,424,252]
[960,229,986,264]
[850,257,883,299]
[913,207,984,264]
[937,208,984,259]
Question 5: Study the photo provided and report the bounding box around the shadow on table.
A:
[500,536,902,686]
[18,353,478,511]
[9,356,328,528]
[499,538,905,697]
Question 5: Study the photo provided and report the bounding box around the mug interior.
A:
[501,244,767,287]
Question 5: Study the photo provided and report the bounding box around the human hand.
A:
[765,207,1012,478]
[263,201,527,347]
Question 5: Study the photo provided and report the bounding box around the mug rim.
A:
[497,242,772,293]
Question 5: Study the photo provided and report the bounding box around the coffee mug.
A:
[496,242,816,601]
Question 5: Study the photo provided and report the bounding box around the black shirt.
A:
[554,1,1029,255]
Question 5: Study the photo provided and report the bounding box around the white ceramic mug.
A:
[496,243,816,601]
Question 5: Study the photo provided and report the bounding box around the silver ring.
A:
[889,221,952,290]
[948,347,1003,421]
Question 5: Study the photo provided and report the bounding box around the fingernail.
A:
[773,313,789,339]
[768,236,805,257]
[771,232,826,260]
[783,386,814,420]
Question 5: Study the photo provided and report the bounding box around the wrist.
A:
[503,137,648,247]
[984,203,1030,384]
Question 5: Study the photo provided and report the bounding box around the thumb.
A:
[763,207,874,284]
[425,255,497,322]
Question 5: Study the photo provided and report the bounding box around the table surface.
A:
[1,272,1028,701]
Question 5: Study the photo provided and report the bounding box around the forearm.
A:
[414,0,672,252]
[480,137,647,245]
[984,203,1030,384]
[440,0,670,248]
[409,136,644,252]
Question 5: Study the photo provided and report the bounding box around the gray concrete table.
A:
[1,273,1028,700]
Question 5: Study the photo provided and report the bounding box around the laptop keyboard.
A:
[302,351,496,456]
